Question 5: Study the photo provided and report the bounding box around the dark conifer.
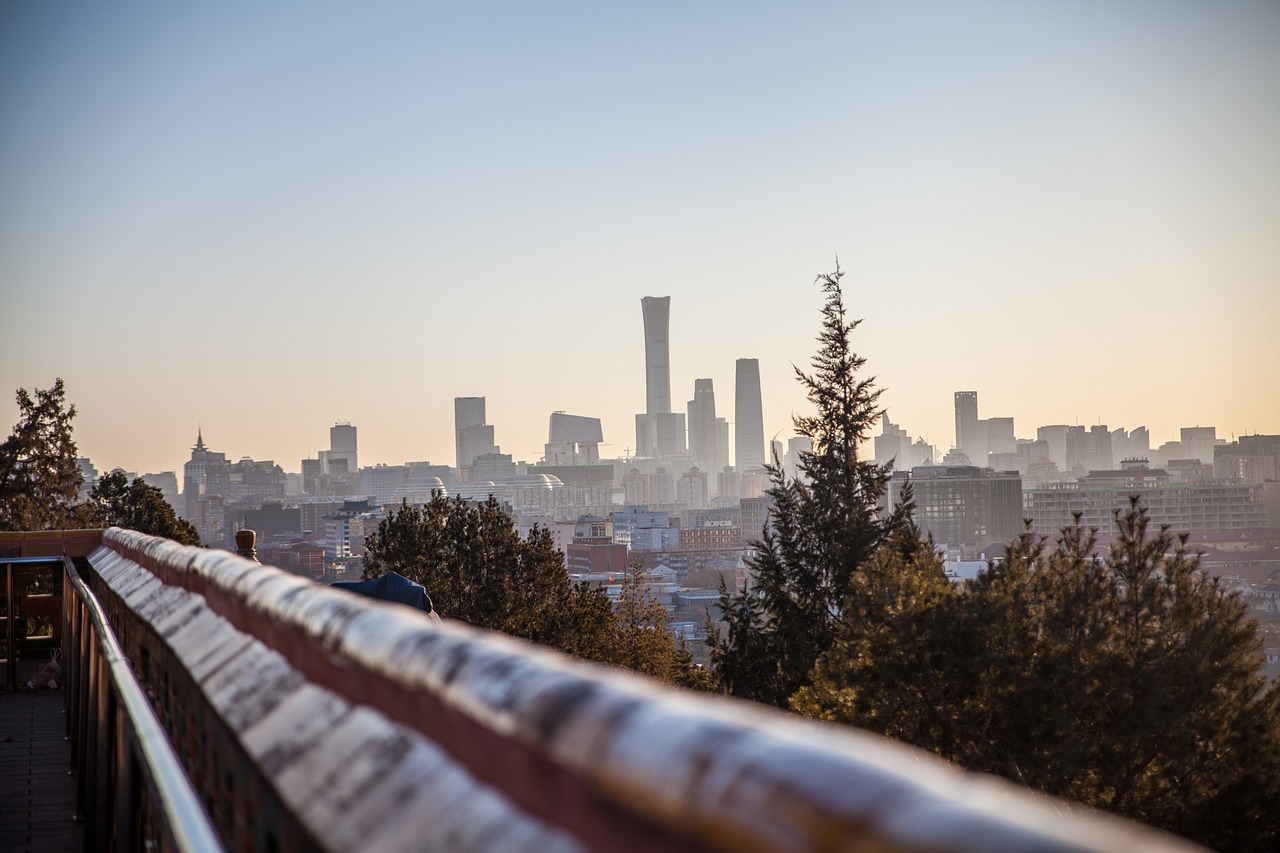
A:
[0,379,84,531]
[708,264,902,706]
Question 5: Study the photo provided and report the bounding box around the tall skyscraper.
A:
[735,358,764,469]
[687,378,718,473]
[636,296,672,457]
[455,397,492,473]
[954,391,979,462]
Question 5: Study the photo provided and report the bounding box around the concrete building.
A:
[1024,474,1266,537]
[735,358,764,470]
[677,467,709,510]
[785,436,813,480]
[653,412,687,459]
[326,423,357,474]
[874,413,934,473]
[954,392,979,465]
[740,495,775,548]
[140,471,180,509]
[454,397,489,473]
[1215,435,1280,484]
[564,517,628,576]
[611,507,678,551]
[544,413,603,466]
[888,466,1023,557]
[1181,426,1219,465]
[183,430,226,521]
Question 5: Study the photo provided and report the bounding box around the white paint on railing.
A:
[95,528,1204,853]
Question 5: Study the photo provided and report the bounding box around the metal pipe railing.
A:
[60,556,223,853]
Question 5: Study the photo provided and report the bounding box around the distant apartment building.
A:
[680,506,742,550]
[1024,469,1266,536]
[989,440,1058,487]
[875,413,934,473]
[564,517,628,575]
[678,467,709,509]
[785,436,813,480]
[740,495,775,548]
[888,466,1023,557]
[140,470,180,508]
[611,507,679,551]
[1215,435,1280,484]
[235,503,303,539]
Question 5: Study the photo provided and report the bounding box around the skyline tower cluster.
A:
[635,297,765,471]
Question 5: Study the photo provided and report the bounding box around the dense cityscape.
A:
[67,296,1280,675]
[4,4,1277,849]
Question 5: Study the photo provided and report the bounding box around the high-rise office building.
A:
[1181,427,1218,465]
[954,392,979,464]
[545,412,604,466]
[687,378,718,474]
[716,418,731,471]
[326,423,357,474]
[455,397,492,474]
[735,358,764,469]
[636,297,672,457]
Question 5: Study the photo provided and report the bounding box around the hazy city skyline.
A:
[3,2,1277,476]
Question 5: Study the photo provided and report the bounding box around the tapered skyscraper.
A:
[735,358,764,469]
[636,296,672,456]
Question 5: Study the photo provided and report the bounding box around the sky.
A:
[2,1,1277,477]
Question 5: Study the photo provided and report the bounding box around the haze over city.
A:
[2,2,1277,476]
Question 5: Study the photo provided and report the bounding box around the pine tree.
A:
[0,379,84,531]
[795,499,1280,851]
[708,264,900,706]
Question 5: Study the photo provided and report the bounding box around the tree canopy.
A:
[793,501,1280,850]
[84,470,201,546]
[0,379,84,531]
[363,494,706,687]
[707,264,1280,850]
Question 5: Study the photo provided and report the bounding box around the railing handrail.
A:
[62,555,224,852]
[92,526,1202,853]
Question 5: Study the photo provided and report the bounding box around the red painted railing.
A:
[73,526,1201,853]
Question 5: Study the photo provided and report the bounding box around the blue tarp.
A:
[331,572,433,613]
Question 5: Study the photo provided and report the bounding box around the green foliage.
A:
[85,470,201,546]
[708,265,899,706]
[795,499,1280,851]
[0,379,85,531]
[363,495,707,687]
[706,264,1280,848]
[601,568,711,690]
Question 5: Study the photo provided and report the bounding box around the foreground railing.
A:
[80,527,1202,853]
[59,553,222,852]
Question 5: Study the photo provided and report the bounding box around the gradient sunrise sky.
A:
[2,1,1277,477]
